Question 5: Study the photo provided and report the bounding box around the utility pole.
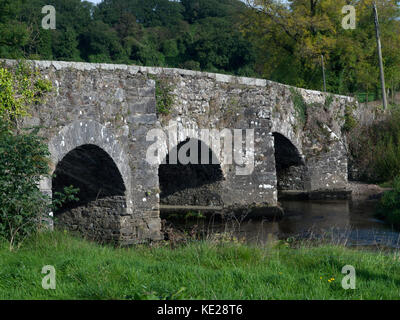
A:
[321,54,326,92]
[373,1,388,110]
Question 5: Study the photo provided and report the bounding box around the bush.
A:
[0,118,51,249]
[0,62,77,250]
[348,108,400,183]
[376,176,400,227]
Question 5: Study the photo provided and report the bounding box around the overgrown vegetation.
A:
[342,104,358,133]
[347,108,400,183]
[0,61,52,127]
[290,88,308,126]
[376,176,400,228]
[0,119,51,250]
[1,231,400,299]
[155,78,175,115]
[0,62,77,250]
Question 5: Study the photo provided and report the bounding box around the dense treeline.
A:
[0,0,400,96]
[0,0,256,76]
[244,0,400,98]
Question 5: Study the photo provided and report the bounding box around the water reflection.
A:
[164,200,400,248]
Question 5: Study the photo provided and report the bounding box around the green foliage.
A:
[348,108,400,182]
[0,0,256,76]
[376,176,400,227]
[242,0,400,95]
[0,63,77,250]
[356,92,378,104]
[342,104,358,133]
[324,94,334,109]
[1,0,400,95]
[0,117,79,250]
[52,185,80,212]
[184,211,205,221]
[290,88,307,125]
[0,118,50,249]
[155,78,175,115]
[0,62,52,125]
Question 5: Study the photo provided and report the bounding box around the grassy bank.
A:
[1,232,400,300]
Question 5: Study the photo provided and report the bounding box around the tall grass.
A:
[1,231,400,300]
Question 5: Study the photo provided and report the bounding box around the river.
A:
[163,200,400,249]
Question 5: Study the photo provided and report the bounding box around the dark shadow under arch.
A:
[52,144,126,242]
[158,138,224,206]
[53,144,126,212]
[273,133,306,191]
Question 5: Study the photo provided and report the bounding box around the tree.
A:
[242,0,400,93]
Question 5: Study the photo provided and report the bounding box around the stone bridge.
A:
[3,59,355,245]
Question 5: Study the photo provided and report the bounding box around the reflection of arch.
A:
[273,132,306,191]
[158,138,224,206]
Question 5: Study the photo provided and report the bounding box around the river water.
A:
[164,200,400,249]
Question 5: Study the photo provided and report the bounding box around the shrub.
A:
[0,62,76,250]
[376,176,400,227]
[347,108,400,183]
[0,118,51,249]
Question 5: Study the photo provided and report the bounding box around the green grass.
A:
[1,231,400,300]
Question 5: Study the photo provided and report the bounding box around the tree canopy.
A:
[0,0,400,96]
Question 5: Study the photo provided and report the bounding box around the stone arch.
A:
[272,132,306,191]
[270,121,303,155]
[52,144,127,242]
[161,121,227,175]
[48,120,131,197]
[40,120,133,241]
[158,137,224,207]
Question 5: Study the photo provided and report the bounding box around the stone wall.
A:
[148,67,353,201]
[57,196,126,243]
[2,59,163,245]
[1,59,356,244]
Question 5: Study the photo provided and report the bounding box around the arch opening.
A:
[158,138,224,207]
[52,144,126,242]
[273,132,306,191]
